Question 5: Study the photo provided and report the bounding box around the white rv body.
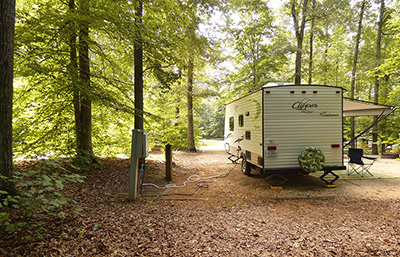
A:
[224,84,344,174]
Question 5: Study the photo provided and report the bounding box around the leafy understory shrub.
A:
[0,159,85,240]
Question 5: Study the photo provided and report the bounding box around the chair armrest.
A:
[363,156,377,161]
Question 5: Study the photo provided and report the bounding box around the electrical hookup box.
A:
[129,129,149,200]
[131,129,149,159]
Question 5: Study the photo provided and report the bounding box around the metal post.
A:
[166,144,172,181]
[129,129,144,200]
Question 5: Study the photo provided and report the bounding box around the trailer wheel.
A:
[241,155,252,176]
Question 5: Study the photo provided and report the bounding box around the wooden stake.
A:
[166,144,172,181]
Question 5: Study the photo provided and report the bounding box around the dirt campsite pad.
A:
[149,140,400,202]
[2,140,400,256]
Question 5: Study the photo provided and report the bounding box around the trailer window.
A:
[229,117,234,131]
[238,114,244,127]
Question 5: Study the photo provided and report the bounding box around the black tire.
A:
[241,155,252,176]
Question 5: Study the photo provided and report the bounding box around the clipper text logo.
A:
[292,99,318,113]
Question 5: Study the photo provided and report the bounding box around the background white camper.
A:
[224,84,344,175]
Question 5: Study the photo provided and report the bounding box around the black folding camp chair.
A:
[347,148,377,177]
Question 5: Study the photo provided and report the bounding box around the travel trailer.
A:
[224,83,395,187]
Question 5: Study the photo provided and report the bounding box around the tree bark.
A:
[77,0,94,158]
[292,0,309,85]
[307,0,315,85]
[175,68,182,126]
[187,57,196,152]
[372,0,385,155]
[69,0,82,155]
[350,0,366,148]
[0,0,17,194]
[134,0,144,130]
[251,37,259,87]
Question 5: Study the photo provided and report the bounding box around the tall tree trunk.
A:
[0,0,17,195]
[321,28,329,85]
[350,0,366,148]
[175,68,182,126]
[307,0,315,85]
[187,56,196,152]
[292,0,309,85]
[77,0,93,158]
[134,0,144,130]
[69,0,82,154]
[372,0,384,155]
[251,38,259,87]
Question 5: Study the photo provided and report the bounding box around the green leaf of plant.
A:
[5,222,16,232]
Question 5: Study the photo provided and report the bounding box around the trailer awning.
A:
[343,98,396,147]
[343,98,395,117]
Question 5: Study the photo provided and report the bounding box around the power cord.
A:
[139,158,239,202]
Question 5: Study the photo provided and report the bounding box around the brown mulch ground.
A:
[2,149,400,256]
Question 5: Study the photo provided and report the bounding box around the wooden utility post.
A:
[165,144,172,181]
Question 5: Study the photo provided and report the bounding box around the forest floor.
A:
[2,140,400,256]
